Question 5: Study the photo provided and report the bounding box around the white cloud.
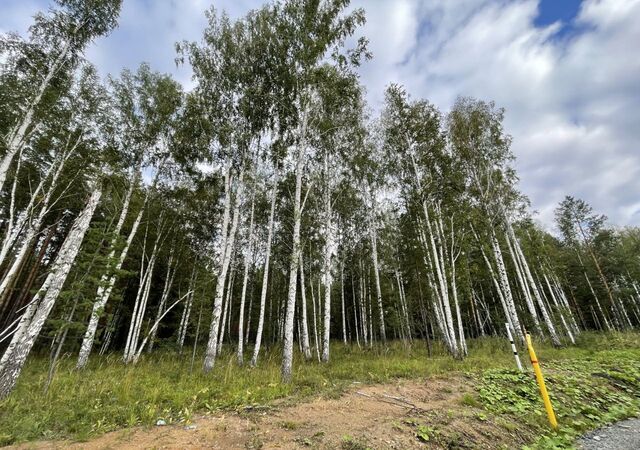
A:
[352,0,640,229]
[2,0,639,228]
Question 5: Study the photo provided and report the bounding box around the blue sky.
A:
[535,0,583,26]
[1,0,639,229]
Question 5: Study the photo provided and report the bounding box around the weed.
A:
[460,392,481,408]
[279,420,300,430]
[0,332,637,448]
[341,434,371,450]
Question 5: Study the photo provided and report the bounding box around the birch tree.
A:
[0,180,103,398]
[0,0,122,194]
[76,64,184,368]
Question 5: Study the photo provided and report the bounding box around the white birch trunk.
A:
[0,41,72,194]
[0,185,101,399]
[585,273,611,331]
[178,268,197,352]
[299,255,312,360]
[76,200,144,368]
[124,224,161,363]
[0,145,76,305]
[250,174,277,367]
[217,262,236,354]
[320,150,334,361]
[476,235,515,338]
[282,142,304,381]
[340,263,347,344]
[369,227,386,342]
[508,224,561,346]
[490,231,524,343]
[149,249,177,351]
[204,165,243,371]
[504,230,543,336]
[351,275,360,347]
[450,256,466,356]
[237,192,256,365]
[428,209,457,352]
[542,273,575,344]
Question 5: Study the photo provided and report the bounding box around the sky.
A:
[1,0,639,230]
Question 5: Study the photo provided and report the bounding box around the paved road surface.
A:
[578,417,640,450]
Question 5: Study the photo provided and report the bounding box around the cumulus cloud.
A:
[1,0,639,228]
[352,0,640,229]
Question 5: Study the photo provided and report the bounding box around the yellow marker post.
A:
[525,333,558,430]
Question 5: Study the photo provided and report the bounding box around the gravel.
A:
[578,417,640,450]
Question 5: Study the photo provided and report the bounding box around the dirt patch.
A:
[10,376,534,449]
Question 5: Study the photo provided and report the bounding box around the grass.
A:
[477,332,640,449]
[0,331,639,447]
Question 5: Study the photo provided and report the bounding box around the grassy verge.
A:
[476,332,640,449]
[0,332,638,447]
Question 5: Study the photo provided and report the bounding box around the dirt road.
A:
[10,376,534,449]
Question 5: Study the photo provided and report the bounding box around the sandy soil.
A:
[11,376,533,449]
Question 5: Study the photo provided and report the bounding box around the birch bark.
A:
[250,174,278,367]
[0,185,102,399]
[299,255,312,359]
[0,41,72,193]
[204,165,243,371]
[237,191,255,364]
[281,103,308,381]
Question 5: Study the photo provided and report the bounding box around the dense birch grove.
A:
[0,0,639,398]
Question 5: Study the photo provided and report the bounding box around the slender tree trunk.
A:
[281,110,307,382]
[124,222,162,363]
[351,272,360,348]
[508,225,561,346]
[542,273,575,344]
[490,231,524,342]
[190,298,204,374]
[299,255,312,360]
[505,230,543,337]
[244,274,255,346]
[237,191,256,365]
[0,41,72,194]
[321,152,333,362]
[217,262,236,354]
[77,181,146,369]
[204,166,243,371]
[585,272,611,331]
[0,145,77,308]
[577,222,619,322]
[321,244,332,362]
[133,290,192,364]
[0,147,59,268]
[178,267,197,352]
[0,185,102,399]
[340,263,347,344]
[369,227,386,342]
[149,248,177,351]
[250,174,277,367]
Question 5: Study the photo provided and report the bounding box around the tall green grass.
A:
[0,331,638,445]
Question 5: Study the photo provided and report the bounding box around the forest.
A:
[0,0,639,447]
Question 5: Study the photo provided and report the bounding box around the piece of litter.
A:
[593,436,601,441]
[156,419,166,426]
[185,425,197,430]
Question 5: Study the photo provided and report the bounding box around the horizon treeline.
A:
[0,0,638,399]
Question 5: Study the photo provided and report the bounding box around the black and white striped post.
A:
[505,322,523,371]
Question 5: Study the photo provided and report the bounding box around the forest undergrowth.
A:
[0,331,639,448]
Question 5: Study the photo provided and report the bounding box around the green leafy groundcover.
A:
[478,351,640,449]
[0,334,638,447]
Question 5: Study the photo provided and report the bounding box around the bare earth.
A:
[11,376,534,450]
